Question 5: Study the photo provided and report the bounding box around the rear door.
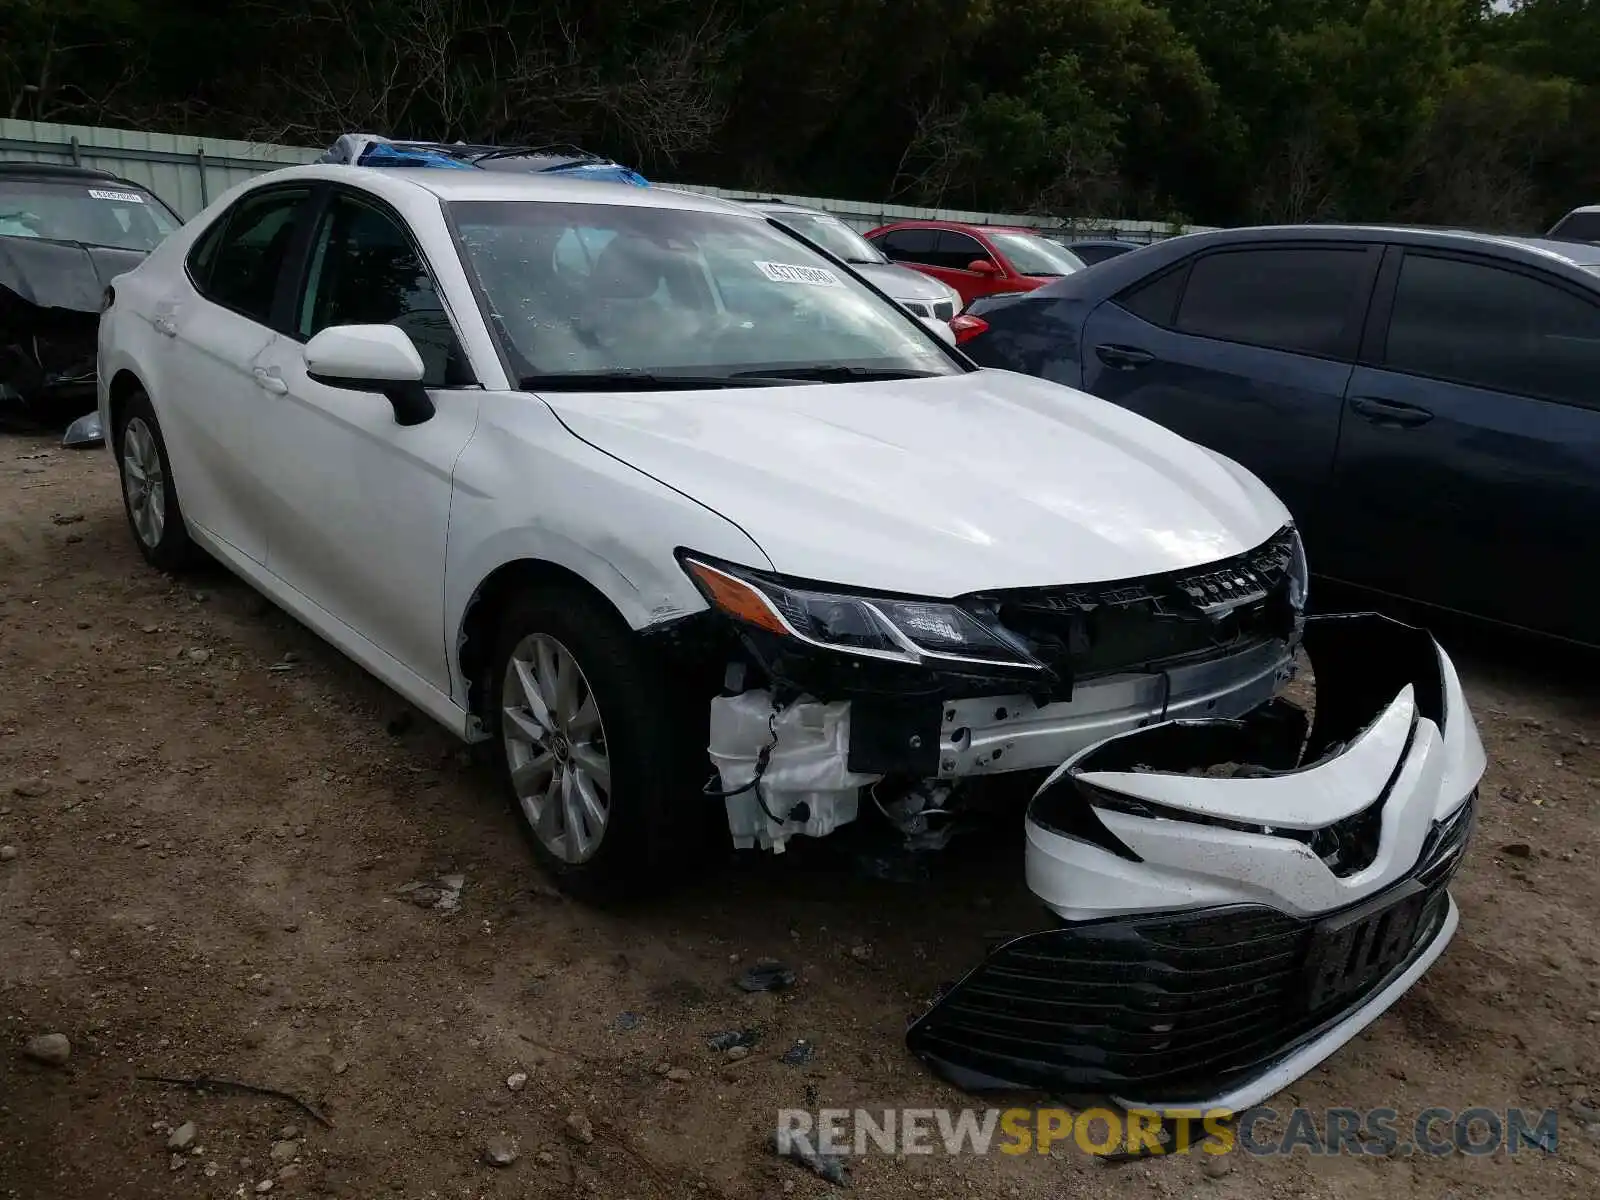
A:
[1079,242,1380,543]
[157,184,314,564]
[871,227,938,274]
[1330,247,1600,641]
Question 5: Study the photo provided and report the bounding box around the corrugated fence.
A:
[0,118,1211,241]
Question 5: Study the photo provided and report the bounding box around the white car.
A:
[741,199,965,322]
[97,164,1483,1111]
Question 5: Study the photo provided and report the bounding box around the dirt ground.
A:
[1,430,1598,1200]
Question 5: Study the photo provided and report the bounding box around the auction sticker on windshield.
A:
[755,261,843,287]
[88,189,145,203]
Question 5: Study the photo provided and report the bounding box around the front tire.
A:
[485,585,701,903]
[114,389,197,572]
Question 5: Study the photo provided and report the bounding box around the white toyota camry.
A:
[97,164,1482,1110]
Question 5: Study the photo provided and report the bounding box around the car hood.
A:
[850,262,955,305]
[539,369,1291,596]
[0,236,145,313]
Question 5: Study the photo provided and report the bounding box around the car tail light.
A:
[949,314,988,344]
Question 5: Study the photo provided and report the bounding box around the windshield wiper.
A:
[728,365,942,383]
[518,370,790,391]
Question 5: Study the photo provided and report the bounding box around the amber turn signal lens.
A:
[684,561,789,635]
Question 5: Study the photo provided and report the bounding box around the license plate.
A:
[1301,881,1428,1013]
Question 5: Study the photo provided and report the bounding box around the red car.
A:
[863,220,1087,308]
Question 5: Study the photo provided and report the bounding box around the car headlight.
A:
[1287,526,1309,613]
[679,554,1043,671]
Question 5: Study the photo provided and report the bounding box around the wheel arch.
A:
[456,557,643,727]
[106,368,147,437]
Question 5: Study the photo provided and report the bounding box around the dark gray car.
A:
[961,224,1600,645]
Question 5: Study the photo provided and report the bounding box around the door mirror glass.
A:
[305,324,435,425]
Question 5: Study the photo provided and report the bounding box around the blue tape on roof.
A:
[545,163,650,187]
[356,143,477,170]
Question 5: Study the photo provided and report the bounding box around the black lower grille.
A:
[907,792,1474,1103]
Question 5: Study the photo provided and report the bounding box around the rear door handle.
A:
[1095,343,1155,370]
[1349,395,1433,427]
[153,315,178,338]
[253,367,288,395]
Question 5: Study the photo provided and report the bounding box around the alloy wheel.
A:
[121,417,166,548]
[500,633,612,863]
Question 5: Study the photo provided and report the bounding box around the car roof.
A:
[238,163,756,216]
[872,219,1042,236]
[1187,223,1600,270]
[744,199,829,216]
[0,161,126,184]
[1016,222,1600,306]
[1494,234,1600,264]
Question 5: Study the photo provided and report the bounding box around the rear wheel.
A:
[485,584,706,902]
[114,390,196,572]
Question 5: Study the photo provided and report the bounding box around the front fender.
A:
[442,392,772,706]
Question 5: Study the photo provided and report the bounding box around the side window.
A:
[185,214,230,293]
[933,231,992,271]
[192,188,309,322]
[1384,253,1600,408]
[1175,247,1370,358]
[1548,211,1600,243]
[1115,263,1188,327]
[880,228,938,264]
[297,194,472,388]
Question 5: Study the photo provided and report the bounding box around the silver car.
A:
[746,200,963,322]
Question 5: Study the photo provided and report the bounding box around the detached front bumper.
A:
[906,613,1485,1112]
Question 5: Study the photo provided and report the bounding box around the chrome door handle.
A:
[153,316,178,338]
[253,368,288,395]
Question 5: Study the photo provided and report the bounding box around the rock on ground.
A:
[23,1033,70,1066]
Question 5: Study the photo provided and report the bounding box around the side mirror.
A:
[967,259,999,275]
[305,324,435,426]
[919,315,957,347]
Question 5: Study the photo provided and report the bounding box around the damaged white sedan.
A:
[98,165,1482,1110]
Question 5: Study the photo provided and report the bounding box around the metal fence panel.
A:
[0,118,1213,239]
[0,119,321,217]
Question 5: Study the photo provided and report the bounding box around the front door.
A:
[252,189,482,690]
[929,230,1013,305]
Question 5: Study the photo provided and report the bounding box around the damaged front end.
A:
[0,237,141,425]
[689,525,1307,853]
[905,613,1484,1113]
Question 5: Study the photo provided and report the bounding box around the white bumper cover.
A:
[907,613,1485,1113]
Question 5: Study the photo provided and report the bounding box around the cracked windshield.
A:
[450,200,959,386]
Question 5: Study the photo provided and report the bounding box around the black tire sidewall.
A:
[484,586,698,903]
[114,390,194,571]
